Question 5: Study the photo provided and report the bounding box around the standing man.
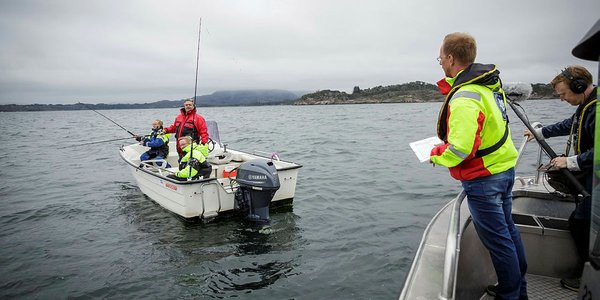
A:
[430,32,528,300]
[524,65,596,292]
[164,98,209,159]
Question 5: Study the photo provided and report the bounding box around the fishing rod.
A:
[77,102,137,137]
[504,84,590,197]
[59,137,135,149]
[188,18,202,180]
[193,18,201,109]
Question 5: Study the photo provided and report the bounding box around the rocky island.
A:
[295,81,556,105]
[295,81,443,105]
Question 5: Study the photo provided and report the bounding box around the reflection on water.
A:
[115,182,303,297]
[209,260,298,292]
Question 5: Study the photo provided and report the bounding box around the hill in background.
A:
[195,90,298,106]
[295,81,443,105]
[295,82,556,105]
[0,89,302,112]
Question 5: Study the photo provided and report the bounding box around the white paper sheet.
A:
[409,136,443,163]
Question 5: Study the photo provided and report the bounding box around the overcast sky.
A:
[0,0,598,105]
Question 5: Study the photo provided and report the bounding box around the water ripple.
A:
[0,102,567,299]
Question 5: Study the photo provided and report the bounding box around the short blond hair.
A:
[442,32,477,66]
[178,136,192,144]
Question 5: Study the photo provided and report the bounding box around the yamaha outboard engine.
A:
[234,159,280,225]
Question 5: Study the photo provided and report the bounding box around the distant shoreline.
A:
[0,82,555,112]
[0,97,558,112]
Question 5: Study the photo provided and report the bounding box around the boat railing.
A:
[439,124,542,300]
[139,159,174,176]
[252,150,281,161]
[514,122,544,186]
[439,190,467,300]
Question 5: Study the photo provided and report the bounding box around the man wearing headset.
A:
[525,65,597,292]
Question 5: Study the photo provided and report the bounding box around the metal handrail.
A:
[439,190,467,300]
[515,135,530,169]
[535,144,544,184]
[529,122,545,184]
[139,159,174,176]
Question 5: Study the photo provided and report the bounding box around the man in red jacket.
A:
[164,99,209,158]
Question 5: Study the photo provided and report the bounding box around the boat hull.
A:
[120,142,301,220]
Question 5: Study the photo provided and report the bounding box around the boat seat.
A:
[207,151,233,165]
[512,213,579,278]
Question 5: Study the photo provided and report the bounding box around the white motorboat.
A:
[119,122,301,222]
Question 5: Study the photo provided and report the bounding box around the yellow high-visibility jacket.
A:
[176,143,208,179]
[431,63,518,181]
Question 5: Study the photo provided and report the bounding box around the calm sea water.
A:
[0,100,570,299]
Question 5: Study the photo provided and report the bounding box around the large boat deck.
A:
[479,274,577,300]
[399,173,583,300]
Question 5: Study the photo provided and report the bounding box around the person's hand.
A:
[550,157,567,169]
[524,129,535,141]
[135,135,143,142]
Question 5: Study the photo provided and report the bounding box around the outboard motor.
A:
[234,159,280,225]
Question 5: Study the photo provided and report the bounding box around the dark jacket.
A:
[542,86,597,195]
[542,86,597,170]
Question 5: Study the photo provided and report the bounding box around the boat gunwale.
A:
[399,196,456,299]
[119,144,302,185]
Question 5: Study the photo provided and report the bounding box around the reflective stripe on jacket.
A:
[431,63,518,181]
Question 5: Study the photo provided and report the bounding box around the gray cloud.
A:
[0,0,598,104]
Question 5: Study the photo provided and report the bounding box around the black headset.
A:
[561,68,588,94]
